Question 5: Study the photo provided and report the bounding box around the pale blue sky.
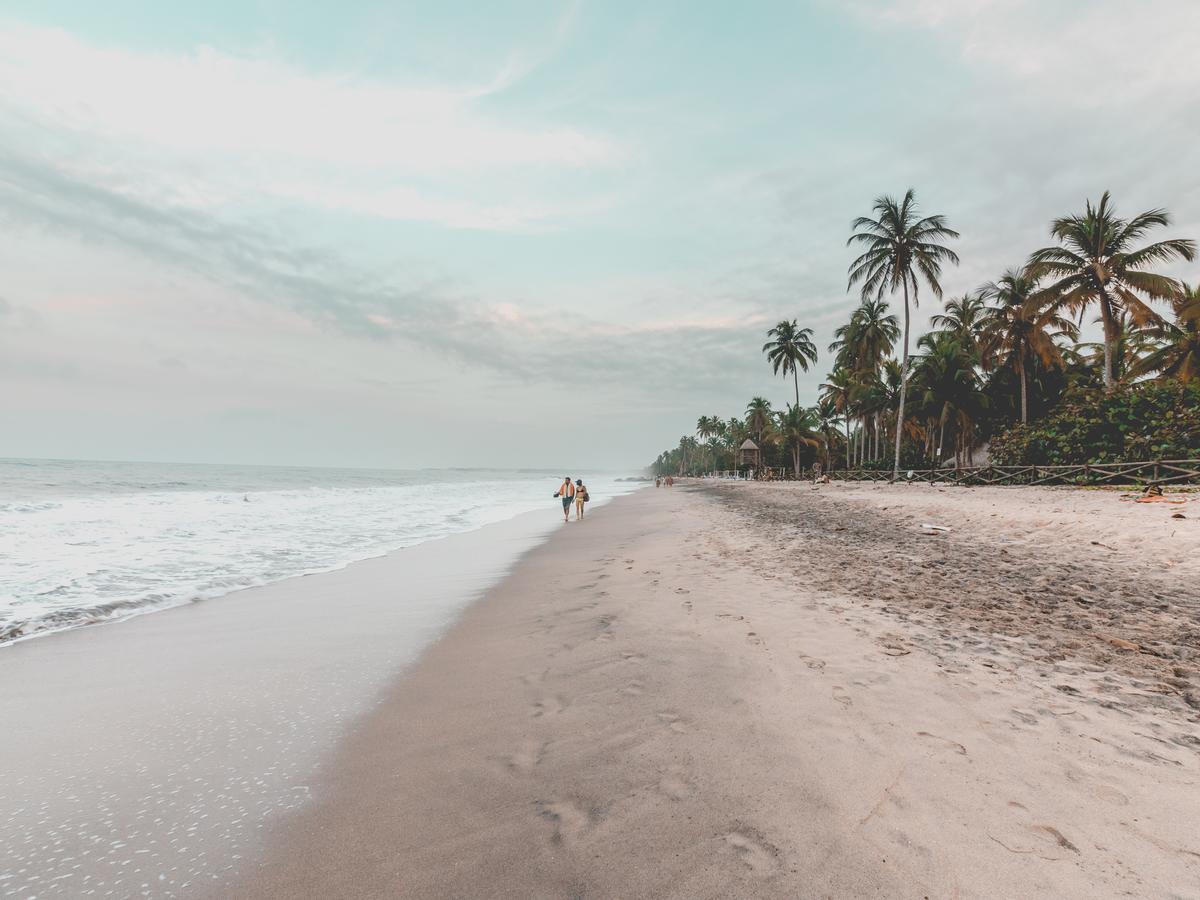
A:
[1,0,1197,468]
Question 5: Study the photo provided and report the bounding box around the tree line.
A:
[651,190,1198,479]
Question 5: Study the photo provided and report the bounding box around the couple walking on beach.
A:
[554,476,589,523]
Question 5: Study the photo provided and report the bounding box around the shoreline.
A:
[231,482,1199,898]
[1,472,639,648]
[0,505,573,898]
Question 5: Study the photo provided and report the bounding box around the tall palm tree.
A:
[1129,282,1200,383]
[762,320,818,408]
[819,369,855,468]
[1028,192,1195,392]
[745,397,774,446]
[980,268,1078,423]
[848,189,960,480]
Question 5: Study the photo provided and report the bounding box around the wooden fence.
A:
[827,459,1200,487]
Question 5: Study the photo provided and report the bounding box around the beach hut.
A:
[738,438,761,468]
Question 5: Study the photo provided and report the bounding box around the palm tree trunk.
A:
[1018,355,1028,424]
[892,281,911,480]
[844,412,851,469]
[1099,292,1116,391]
[793,368,800,410]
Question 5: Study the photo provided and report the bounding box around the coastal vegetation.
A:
[650,191,1198,478]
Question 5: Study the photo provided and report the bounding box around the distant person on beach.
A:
[574,478,589,520]
[554,476,575,523]
[655,477,661,488]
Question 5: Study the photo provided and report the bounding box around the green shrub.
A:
[989,380,1200,465]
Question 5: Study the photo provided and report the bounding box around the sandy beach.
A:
[226,482,1199,899]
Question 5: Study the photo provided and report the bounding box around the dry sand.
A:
[232,483,1200,899]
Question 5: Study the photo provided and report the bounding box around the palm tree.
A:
[763,320,818,408]
[1070,311,1158,386]
[980,268,1078,423]
[745,397,774,446]
[1028,192,1195,392]
[930,292,988,358]
[1129,282,1200,383]
[829,298,900,373]
[828,299,900,466]
[914,333,987,467]
[819,369,855,469]
[776,405,822,476]
[848,189,960,480]
[814,398,841,469]
[723,417,749,470]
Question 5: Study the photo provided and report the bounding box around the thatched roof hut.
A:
[738,438,761,468]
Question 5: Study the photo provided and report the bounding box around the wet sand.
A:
[233,484,1200,899]
[0,510,558,898]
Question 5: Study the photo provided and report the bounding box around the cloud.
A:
[0,20,622,231]
[0,147,759,392]
[845,0,1200,104]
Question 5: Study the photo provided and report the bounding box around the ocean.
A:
[0,458,639,644]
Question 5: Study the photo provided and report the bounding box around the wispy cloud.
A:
[846,0,1200,103]
[0,147,756,391]
[0,20,621,231]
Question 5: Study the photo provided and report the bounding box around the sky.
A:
[1,0,1198,470]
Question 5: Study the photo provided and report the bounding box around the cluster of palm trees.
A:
[651,189,1198,480]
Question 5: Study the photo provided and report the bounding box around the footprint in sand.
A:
[531,694,569,718]
[798,653,826,671]
[657,768,695,801]
[508,739,545,774]
[724,828,781,877]
[916,731,968,755]
[622,681,645,696]
[717,613,745,621]
[1092,783,1130,806]
[681,600,693,613]
[536,800,600,846]
[656,711,690,733]
[746,632,765,647]
[832,686,853,708]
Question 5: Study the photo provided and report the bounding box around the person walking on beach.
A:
[554,476,576,523]
[574,478,589,521]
